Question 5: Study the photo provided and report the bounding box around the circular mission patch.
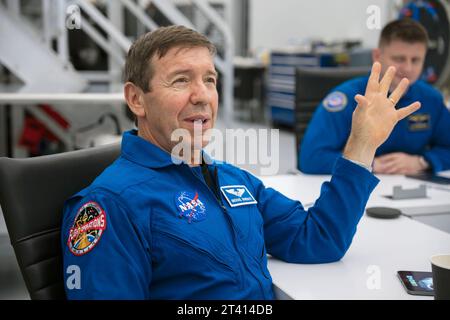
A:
[67,201,106,256]
[323,91,348,112]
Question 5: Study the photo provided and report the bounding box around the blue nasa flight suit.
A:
[299,76,450,174]
[62,129,379,299]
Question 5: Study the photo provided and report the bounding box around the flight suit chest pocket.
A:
[152,221,237,276]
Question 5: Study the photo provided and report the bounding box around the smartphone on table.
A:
[397,270,434,296]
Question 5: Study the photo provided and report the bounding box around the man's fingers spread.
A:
[379,66,396,95]
[354,94,368,107]
[389,78,409,105]
[365,62,381,96]
[370,62,381,81]
[396,102,421,121]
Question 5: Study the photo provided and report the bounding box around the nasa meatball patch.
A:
[67,201,106,256]
[323,91,347,112]
[175,191,207,223]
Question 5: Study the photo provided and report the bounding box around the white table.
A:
[260,172,450,300]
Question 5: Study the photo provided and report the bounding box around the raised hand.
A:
[343,62,421,167]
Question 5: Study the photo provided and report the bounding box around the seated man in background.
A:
[299,19,450,175]
[61,25,419,299]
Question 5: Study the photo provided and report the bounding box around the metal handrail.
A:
[119,0,159,31]
[73,0,132,52]
[0,93,127,156]
[150,0,195,28]
[0,93,125,105]
[80,19,126,65]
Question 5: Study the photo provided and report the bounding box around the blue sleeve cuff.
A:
[332,156,379,191]
[342,156,372,172]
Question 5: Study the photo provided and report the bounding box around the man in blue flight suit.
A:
[61,25,420,299]
[299,19,450,175]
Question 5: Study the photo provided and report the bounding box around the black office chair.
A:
[295,66,370,163]
[0,143,121,299]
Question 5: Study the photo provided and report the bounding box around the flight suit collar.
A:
[121,129,217,169]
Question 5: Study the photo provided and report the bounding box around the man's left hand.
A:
[342,62,421,168]
[373,152,429,174]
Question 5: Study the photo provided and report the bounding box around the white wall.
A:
[249,0,401,53]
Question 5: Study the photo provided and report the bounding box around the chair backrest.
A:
[295,66,370,159]
[0,143,121,299]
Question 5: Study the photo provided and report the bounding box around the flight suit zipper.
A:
[200,164,268,298]
[184,164,245,291]
[214,169,269,299]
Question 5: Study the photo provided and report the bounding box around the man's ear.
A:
[124,82,146,118]
[372,48,381,62]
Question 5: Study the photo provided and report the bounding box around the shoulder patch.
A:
[323,91,347,112]
[67,201,107,256]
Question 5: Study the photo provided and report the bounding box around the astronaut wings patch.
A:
[220,185,257,207]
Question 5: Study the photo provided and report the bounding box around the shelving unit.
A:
[267,49,337,127]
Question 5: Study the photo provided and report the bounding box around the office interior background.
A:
[1,0,450,300]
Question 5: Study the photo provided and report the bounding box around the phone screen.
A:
[397,271,434,296]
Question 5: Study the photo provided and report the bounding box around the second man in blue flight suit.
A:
[300,19,450,175]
